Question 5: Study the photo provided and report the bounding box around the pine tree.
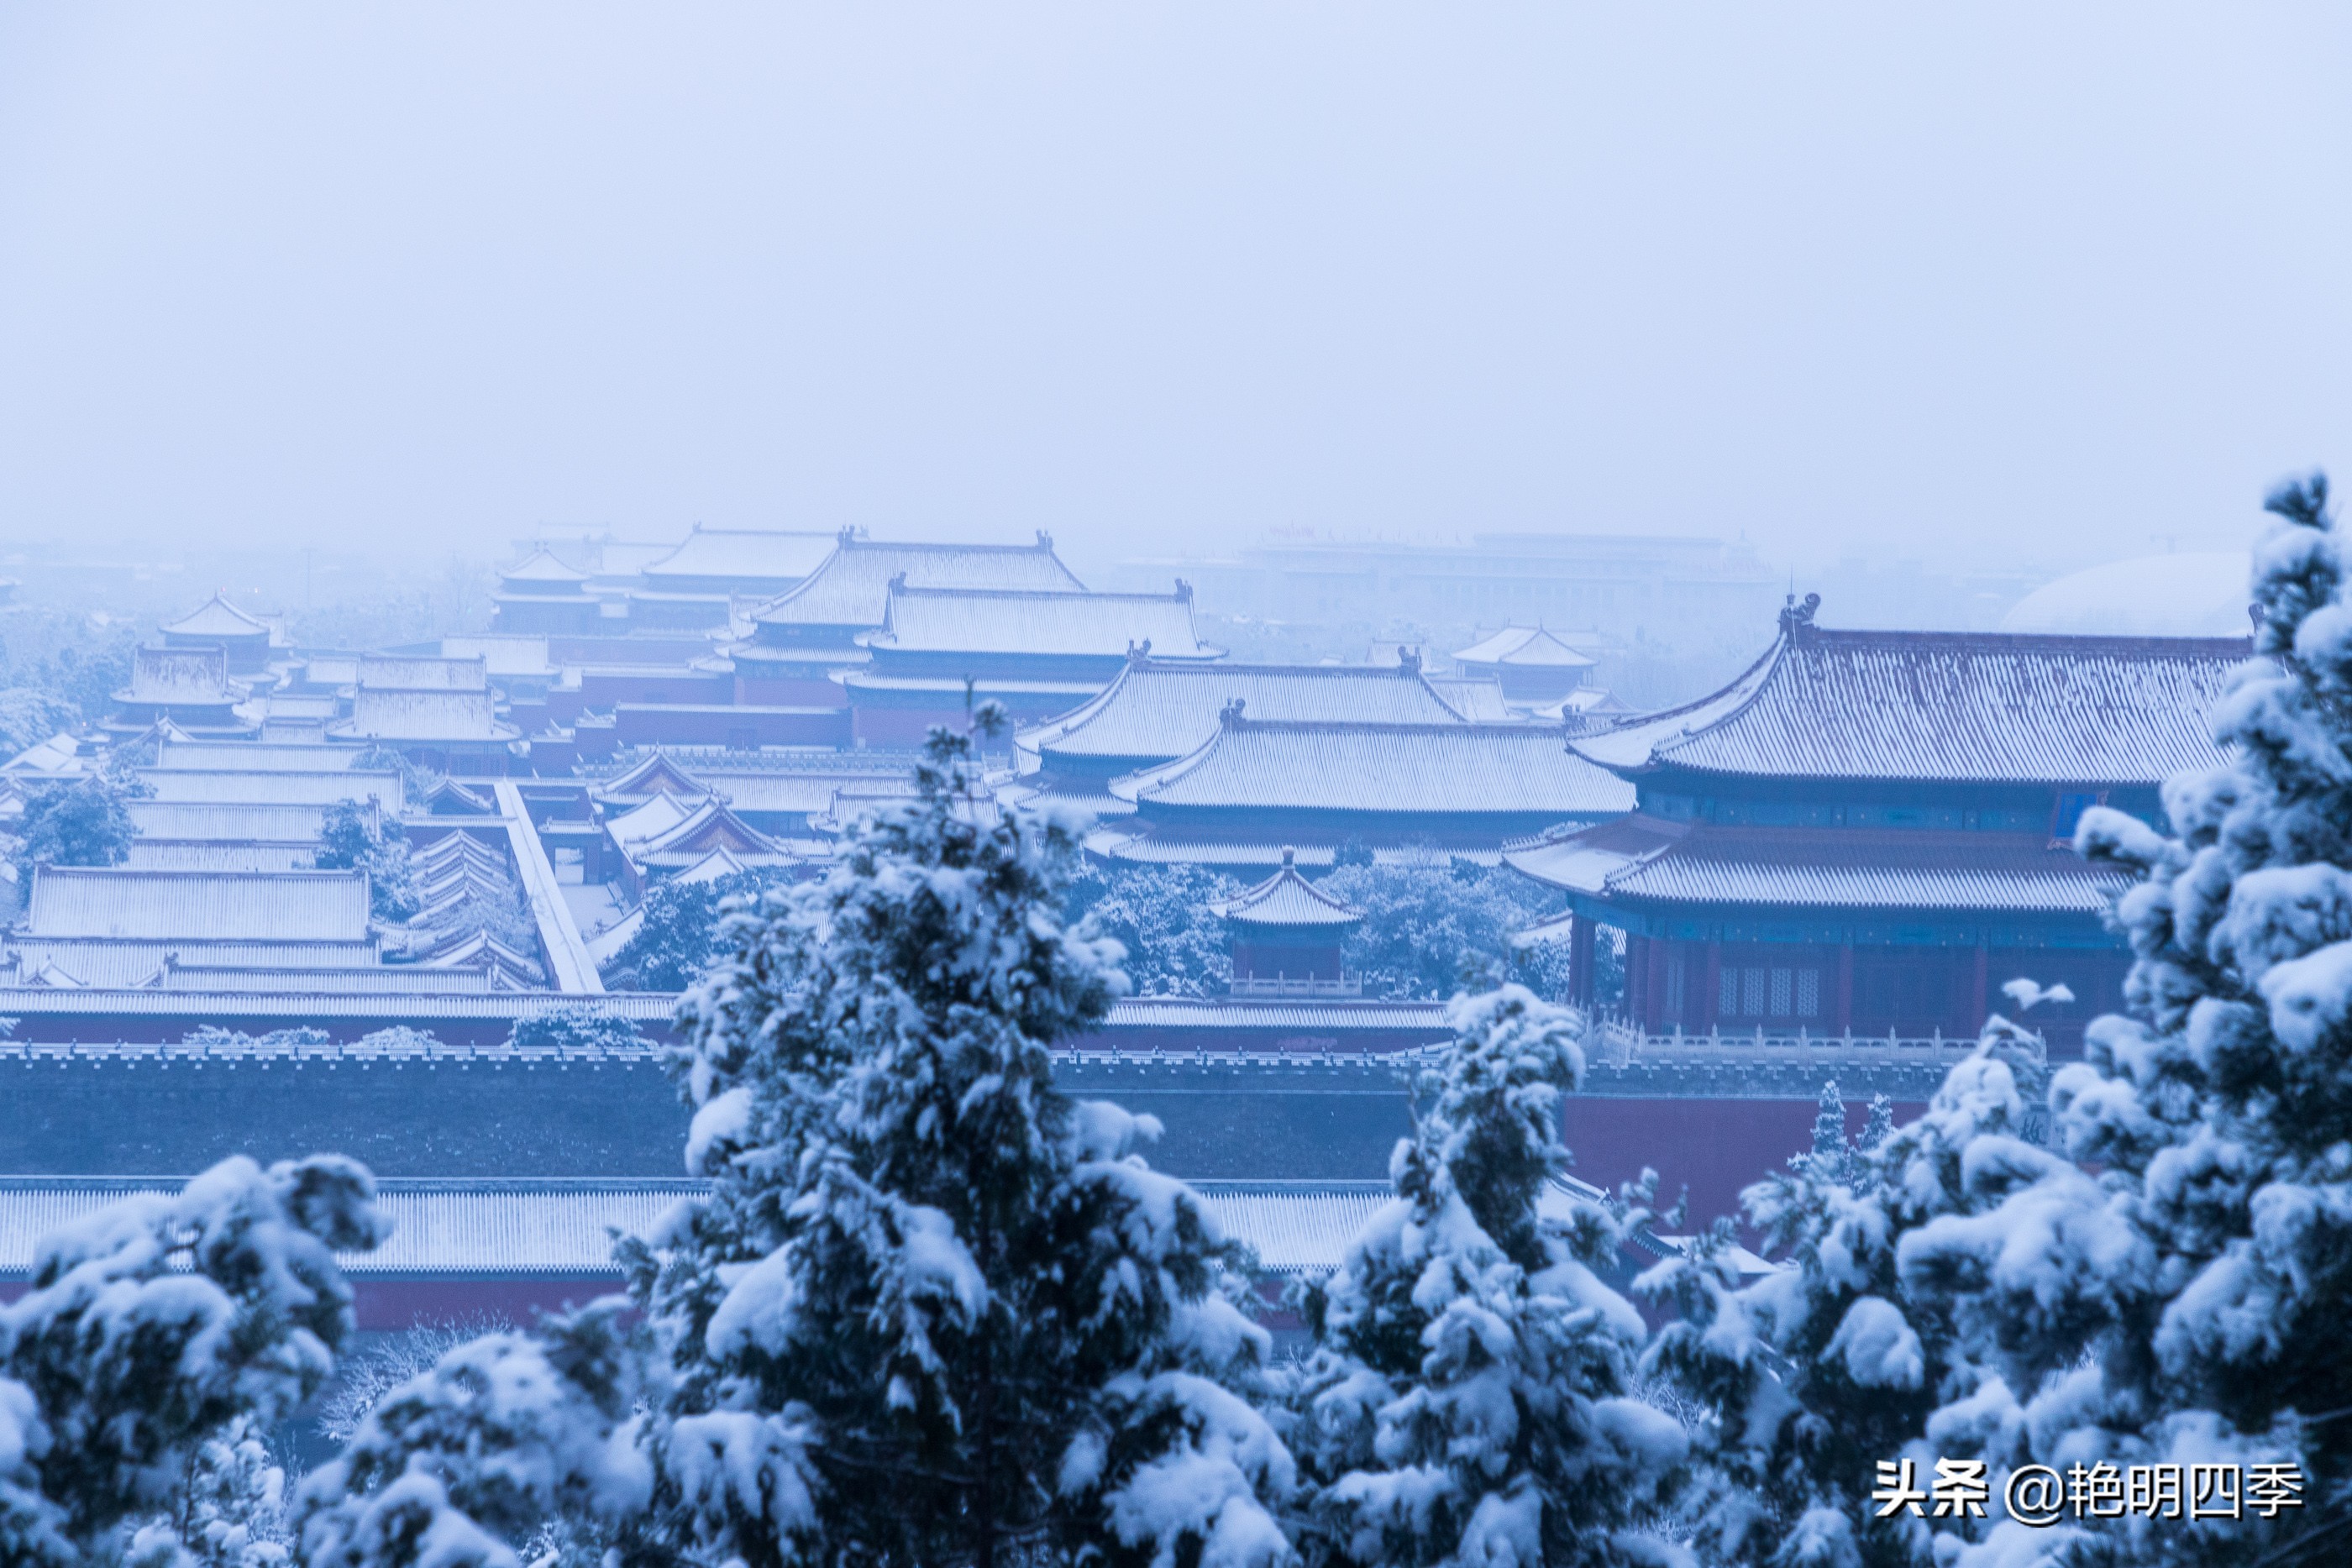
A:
[1640,1012,2063,1568]
[621,707,1294,1568]
[0,1156,385,1565]
[1877,474,2352,1565]
[1285,985,1685,1568]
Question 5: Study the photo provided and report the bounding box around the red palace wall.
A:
[1561,1094,1925,1229]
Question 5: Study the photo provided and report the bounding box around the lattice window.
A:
[1797,968,1821,1017]
[1770,968,1793,1017]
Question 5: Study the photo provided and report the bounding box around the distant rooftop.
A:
[1019,658,1465,771]
[22,868,372,942]
[863,585,1220,660]
[753,533,1086,632]
[641,526,838,585]
[160,594,270,640]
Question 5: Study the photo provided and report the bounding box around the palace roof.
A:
[0,940,381,989]
[1112,719,1636,819]
[1506,816,2130,914]
[497,548,591,586]
[441,637,559,679]
[123,843,320,873]
[155,741,365,772]
[119,647,240,705]
[161,595,270,640]
[138,768,404,811]
[1427,678,1515,721]
[22,868,373,942]
[1211,852,1363,927]
[357,655,489,691]
[862,585,1221,660]
[641,526,837,585]
[1574,616,2244,786]
[1018,658,1466,769]
[752,534,1086,632]
[1452,625,1600,669]
[127,800,365,843]
[337,688,518,742]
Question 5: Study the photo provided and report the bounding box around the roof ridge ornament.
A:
[1126,639,1153,666]
[1220,696,1247,730]
[1398,645,1421,674]
[1778,590,1822,642]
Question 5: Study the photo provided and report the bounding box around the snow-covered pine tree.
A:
[621,706,1294,1568]
[1285,984,1686,1568]
[1640,1011,2062,1568]
[0,1156,386,1565]
[1882,474,2352,1565]
[291,1302,655,1568]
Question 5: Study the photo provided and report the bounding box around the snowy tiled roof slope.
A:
[1507,818,2126,912]
[1113,721,1635,817]
[0,1179,1436,1279]
[642,527,837,584]
[1581,627,2244,784]
[340,688,516,741]
[0,940,380,987]
[864,586,1220,659]
[123,843,320,873]
[498,548,591,585]
[1452,626,1599,669]
[753,537,1085,630]
[127,801,357,842]
[157,742,365,773]
[23,868,371,941]
[1212,857,1362,926]
[122,647,239,705]
[161,595,269,638]
[138,769,404,810]
[1021,661,1465,767]
[357,656,488,691]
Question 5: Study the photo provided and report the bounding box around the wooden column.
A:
[1835,942,1856,1035]
[1702,941,1722,1033]
[1569,915,1596,1006]
[1626,936,1649,1029]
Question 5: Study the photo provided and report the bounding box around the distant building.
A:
[1448,625,1602,705]
[842,581,1222,747]
[627,526,838,629]
[491,549,602,636]
[731,532,1089,705]
[1506,597,2245,1051]
[3,867,379,987]
[328,688,520,774]
[1212,848,1362,996]
[1089,711,1635,869]
[106,646,256,740]
[160,594,276,674]
[1011,652,1468,810]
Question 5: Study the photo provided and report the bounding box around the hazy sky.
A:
[1,4,2347,574]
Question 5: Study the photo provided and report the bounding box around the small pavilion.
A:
[1210,849,1362,996]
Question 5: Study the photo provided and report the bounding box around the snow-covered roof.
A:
[497,548,591,586]
[1506,816,2130,913]
[1112,719,1636,819]
[22,867,373,941]
[1451,625,1599,669]
[357,655,489,692]
[641,527,838,585]
[753,535,1087,631]
[123,843,322,873]
[338,688,517,742]
[2000,552,2256,637]
[863,585,1221,660]
[138,768,403,812]
[139,962,493,994]
[441,636,558,677]
[156,741,365,772]
[604,790,702,850]
[161,594,270,640]
[1210,852,1362,927]
[1019,659,1467,768]
[1577,623,2245,785]
[1425,678,1515,722]
[127,800,361,842]
[120,647,239,705]
[592,751,711,802]
[0,939,381,989]
[627,797,782,862]
[2,735,88,778]
[0,1177,1496,1281]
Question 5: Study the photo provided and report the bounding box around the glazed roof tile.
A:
[641,527,843,585]
[1578,625,2244,784]
[1211,857,1363,926]
[753,537,1085,630]
[1020,660,1465,767]
[23,868,373,941]
[1451,625,1600,669]
[863,585,1220,660]
[1112,720,1635,818]
[161,595,270,639]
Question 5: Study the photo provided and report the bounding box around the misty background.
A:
[1,3,2347,692]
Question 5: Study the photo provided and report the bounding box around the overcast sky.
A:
[1,3,2346,574]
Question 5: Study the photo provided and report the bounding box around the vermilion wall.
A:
[1562,1095,1926,1229]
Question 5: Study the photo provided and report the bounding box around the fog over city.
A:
[4,4,2349,616]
